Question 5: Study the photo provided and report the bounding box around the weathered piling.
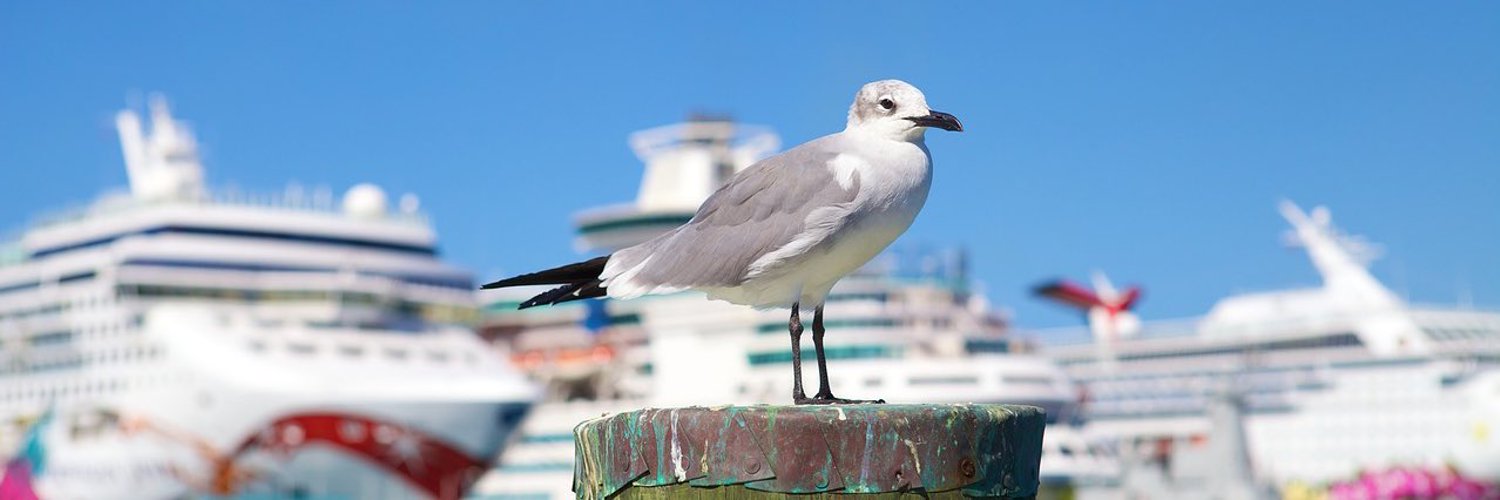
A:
[573,403,1045,499]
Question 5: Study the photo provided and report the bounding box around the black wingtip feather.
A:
[515,279,608,309]
[549,280,606,306]
[481,255,610,290]
[517,283,579,309]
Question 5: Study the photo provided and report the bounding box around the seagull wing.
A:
[601,135,862,297]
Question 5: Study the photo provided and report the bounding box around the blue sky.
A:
[2,3,1497,330]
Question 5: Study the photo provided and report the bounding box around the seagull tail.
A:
[480,255,611,309]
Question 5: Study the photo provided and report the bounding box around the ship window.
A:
[1003,375,1054,387]
[59,271,96,284]
[748,345,898,365]
[385,348,409,360]
[427,351,450,363]
[609,313,642,325]
[1110,332,1365,362]
[287,342,317,355]
[340,293,379,306]
[909,375,979,386]
[826,292,889,302]
[755,318,897,335]
[339,345,365,357]
[28,331,73,347]
[0,280,39,296]
[411,303,476,324]
[964,339,1011,354]
[33,226,437,260]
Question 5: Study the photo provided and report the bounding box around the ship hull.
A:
[27,395,529,499]
[7,306,534,500]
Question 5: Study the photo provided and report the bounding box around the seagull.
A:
[483,80,962,405]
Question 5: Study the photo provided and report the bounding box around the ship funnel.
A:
[628,116,779,212]
[1034,273,1144,342]
[574,117,780,252]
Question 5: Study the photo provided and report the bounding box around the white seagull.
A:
[484,80,962,404]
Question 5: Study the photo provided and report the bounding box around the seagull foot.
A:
[795,396,885,405]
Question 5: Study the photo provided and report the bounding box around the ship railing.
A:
[1025,317,1202,347]
[26,187,429,232]
[1037,305,1500,353]
[1408,307,1500,345]
[205,188,426,224]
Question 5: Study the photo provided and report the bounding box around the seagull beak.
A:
[906,110,963,132]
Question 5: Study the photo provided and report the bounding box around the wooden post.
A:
[573,404,1045,499]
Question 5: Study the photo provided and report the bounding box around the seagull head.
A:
[846,80,963,140]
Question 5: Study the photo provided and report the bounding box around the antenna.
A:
[1459,277,1475,310]
[115,109,149,195]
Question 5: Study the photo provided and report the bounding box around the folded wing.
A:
[602,137,862,298]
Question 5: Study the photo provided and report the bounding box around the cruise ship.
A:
[466,118,1118,499]
[0,96,535,499]
[1038,201,1500,496]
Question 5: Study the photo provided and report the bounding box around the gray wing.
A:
[604,135,861,292]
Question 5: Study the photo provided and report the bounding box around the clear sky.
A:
[2,3,1497,331]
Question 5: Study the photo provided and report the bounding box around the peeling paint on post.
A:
[573,404,1045,499]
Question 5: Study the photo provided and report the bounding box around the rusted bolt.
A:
[894,469,903,481]
[747,461,760,474]
[960,458,976,478]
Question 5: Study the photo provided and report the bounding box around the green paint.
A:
[577,213,694,235]
[574,404,1045,498]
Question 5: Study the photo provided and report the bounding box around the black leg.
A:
[789,302,807,402]
[801,304,884,405]
[813,305,834,399]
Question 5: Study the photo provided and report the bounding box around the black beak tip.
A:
[908,111,963,132]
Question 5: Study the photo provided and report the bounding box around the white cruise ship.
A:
[0,96,535,499]
[1038,201,1500,495]
[467,117,1118,499]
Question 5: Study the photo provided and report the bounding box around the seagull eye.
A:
[878,98,895,110]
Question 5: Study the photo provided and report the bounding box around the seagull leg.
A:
[811,305,835,399]
[808,305,884,405]
[789,302,810,404]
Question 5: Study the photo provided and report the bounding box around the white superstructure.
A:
[469,117,1116,499]
[1040,201,1500,492]
[0,96,535,499]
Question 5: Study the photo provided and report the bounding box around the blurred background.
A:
[1,2,1497,499]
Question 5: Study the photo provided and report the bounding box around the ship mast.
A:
[115,95,206,202]
[1279,200,1429,355]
